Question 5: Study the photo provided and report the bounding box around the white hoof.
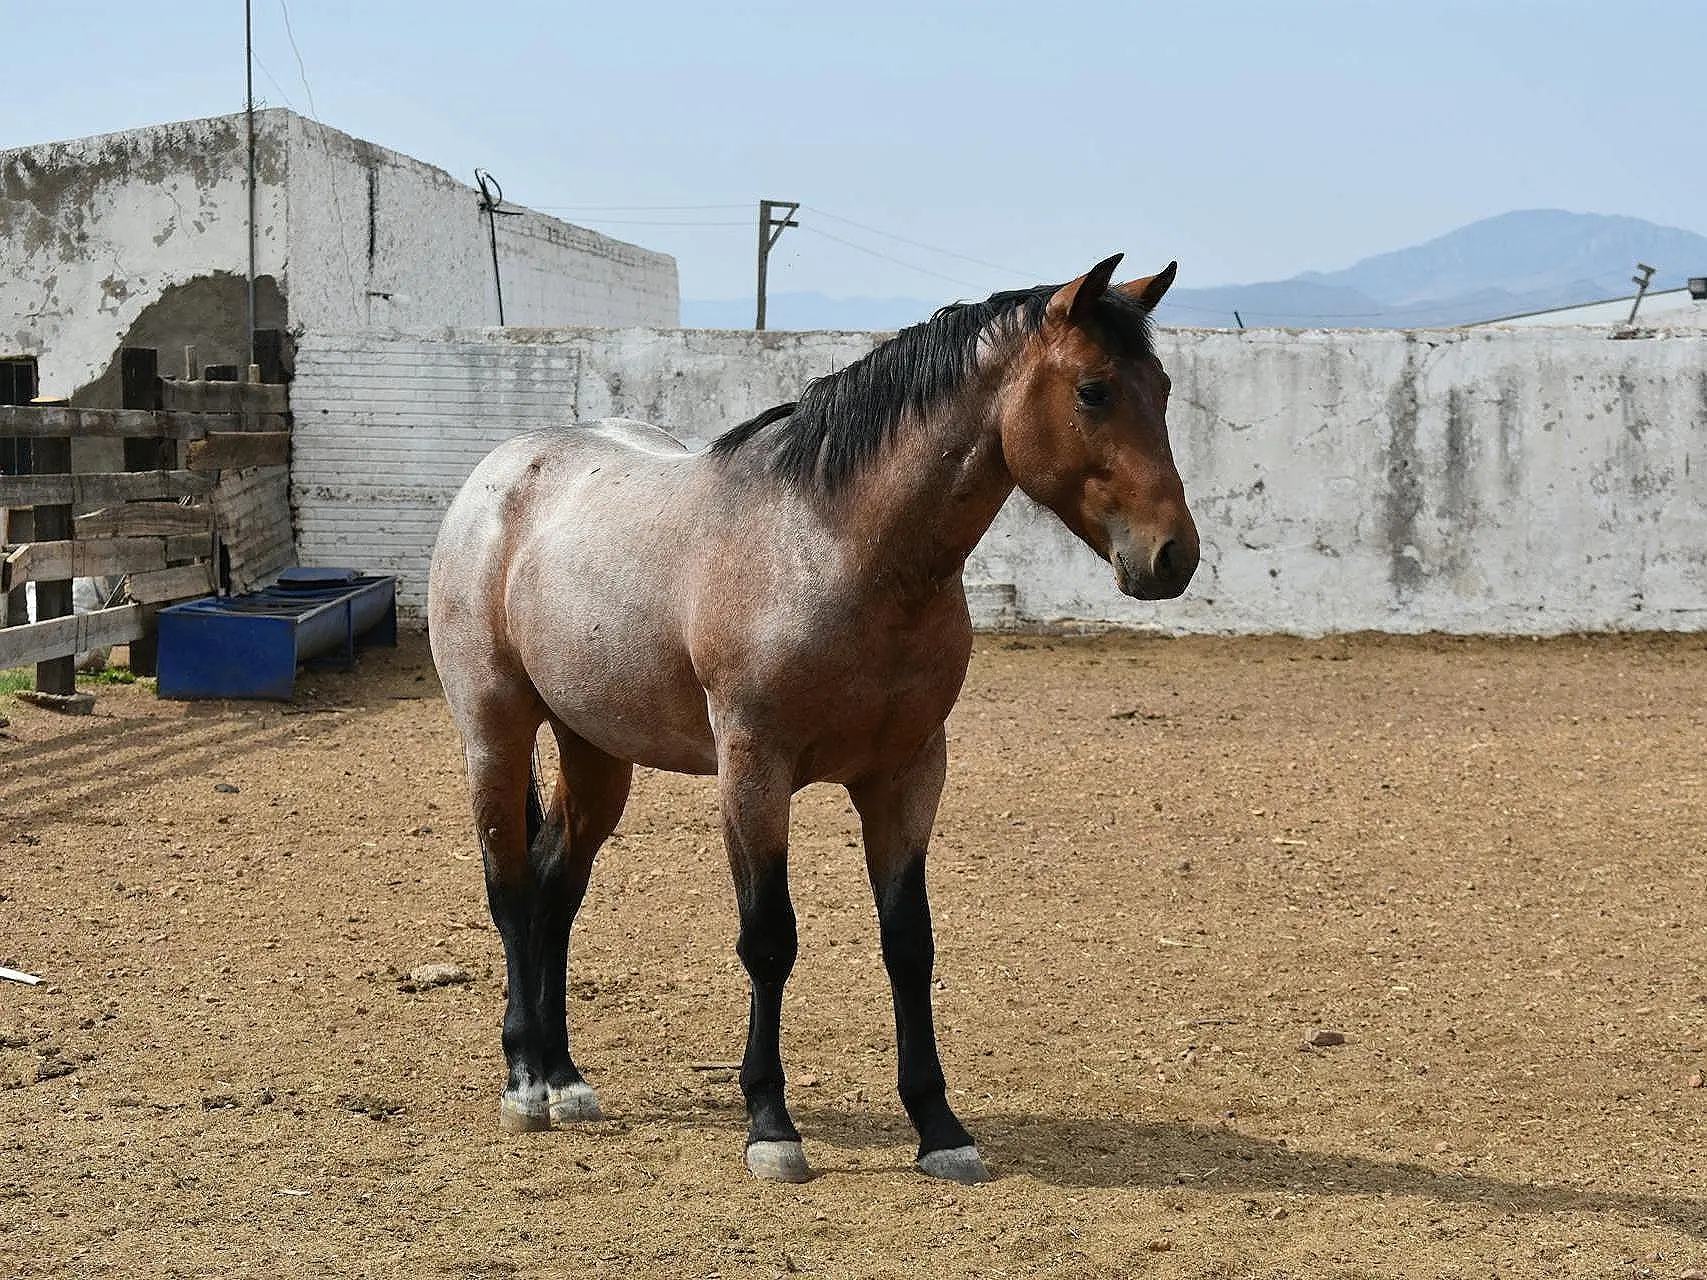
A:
[745,1140,812,1183]
[549,1081,604,1123]
[917,1144,991,1184]
[497,1089,551,1133]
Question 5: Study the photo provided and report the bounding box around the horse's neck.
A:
[838,397,1013,597]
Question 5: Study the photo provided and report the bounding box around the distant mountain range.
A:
[680,210,1707,331]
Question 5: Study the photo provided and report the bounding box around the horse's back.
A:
[429,419,718,771]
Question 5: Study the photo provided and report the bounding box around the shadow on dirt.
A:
[0,661,428,826]
[784,1105,1707,1237]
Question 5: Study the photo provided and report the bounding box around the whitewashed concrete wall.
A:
[1,110,677,400]
[282,115,677,331]
[0,114,289,396]
[292,325,1707,635]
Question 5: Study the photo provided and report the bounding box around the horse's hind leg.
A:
[534,722,632,1124]
[848,728,989,1184]
[460,696,629,1132]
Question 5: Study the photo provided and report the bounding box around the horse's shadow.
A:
[774,1105,1707,1238]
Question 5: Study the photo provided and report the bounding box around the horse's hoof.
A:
[549,1081,604,1123]
[745,1140,812,1183]
[917,1144,991,1184]
[497,1094,551,1133]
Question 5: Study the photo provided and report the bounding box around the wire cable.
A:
[551,217,752,228]
[533,202,750,213]
[795,224,984,291]
[276,0,360,308]
[803,205,1047,280]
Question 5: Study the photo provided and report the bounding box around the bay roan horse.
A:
[427,253,1199,1185]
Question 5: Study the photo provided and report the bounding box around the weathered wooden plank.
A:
[1,537,174,589]
[213,469,290,523]
[0,604,143,670]
[167,532,213,562]
[159,380,288,415]
[218,503,292,537]
[187,432,291,472]
[126,562,213,605]
[76,503,214,540]
[0,405,288,440]
[0,470,217,508]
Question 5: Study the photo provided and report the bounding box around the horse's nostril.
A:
[1152,539,1178,582]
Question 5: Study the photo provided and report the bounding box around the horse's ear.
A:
[1046,253,1125,327]
[1117,261,1178,311]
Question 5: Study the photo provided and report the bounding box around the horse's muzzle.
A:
[1114,537,1198,600]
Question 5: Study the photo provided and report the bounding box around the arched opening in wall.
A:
[73,272,288,408]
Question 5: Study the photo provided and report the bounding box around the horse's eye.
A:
[1076,380,1112,409]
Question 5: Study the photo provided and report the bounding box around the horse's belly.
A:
[530,641,719,775]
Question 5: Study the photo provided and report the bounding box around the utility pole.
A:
[1625,262,1657,327]
[755,199,799,330]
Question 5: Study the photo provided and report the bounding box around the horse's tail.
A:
[525,752,561,866]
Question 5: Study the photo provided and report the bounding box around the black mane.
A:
[709,283,1155,492]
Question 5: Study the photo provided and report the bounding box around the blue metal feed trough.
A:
[156,567,397,700]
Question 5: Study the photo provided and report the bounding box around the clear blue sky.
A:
[5,1,1703,306]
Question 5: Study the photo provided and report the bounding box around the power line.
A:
[803,205,1046,280]
[275,0,359,310]
[533,202,749,213]
[552,217,752,228]
[277,0,319,117]
[249,53,296,112]
[795,224,983,291]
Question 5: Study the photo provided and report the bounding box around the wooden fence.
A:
[0,347,294,684]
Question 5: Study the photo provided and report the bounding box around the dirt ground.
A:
[1,630,1704,1279]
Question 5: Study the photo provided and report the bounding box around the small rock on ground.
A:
[400,963,470,991]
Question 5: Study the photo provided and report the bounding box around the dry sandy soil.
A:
[1,631,1704,1279]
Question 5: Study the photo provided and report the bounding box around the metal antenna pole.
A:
[755,199,799,330]
[475,170,519,325]
[245,0,257,369]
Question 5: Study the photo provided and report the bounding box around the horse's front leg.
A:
[848,727,990,1183]
[716,728,809,1183]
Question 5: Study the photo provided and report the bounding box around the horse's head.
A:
[998,254,1199,601]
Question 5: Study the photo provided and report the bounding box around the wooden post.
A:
[31,433,75,699]
[1,358,37,629]
[120,348,164,676]
[252,329,289,386]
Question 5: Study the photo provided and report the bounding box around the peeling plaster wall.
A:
[292,325,1707,634]
[1,110,678,401]
[0,114,288,397]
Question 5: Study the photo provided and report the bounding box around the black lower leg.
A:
[874,854,973,1157]
[735,858,800,1146]
[531,819,596,1092]
[485,821,584,1098]
[487,871,549,1098]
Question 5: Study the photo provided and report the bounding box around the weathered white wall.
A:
[1,110,677,400]
[0,114,288,396]
[281,115,677,332]
[291,328,876,607]
[292,325,1707,635]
